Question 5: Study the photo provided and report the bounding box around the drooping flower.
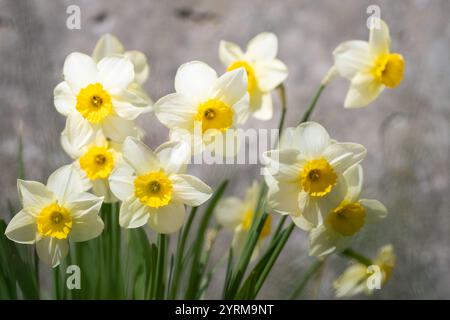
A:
[61,114,128,203]
[53,52,151,146]
[219,32,288,120]
[215,181,271,259]
[333,18,405,108]
[309,165,388,257]
[334,244,396,298]
[5,165,104,267]
[263,121,366,227]
[154,61,249,155]
[108,137,213,233]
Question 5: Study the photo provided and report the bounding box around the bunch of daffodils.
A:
[2,16,403,301]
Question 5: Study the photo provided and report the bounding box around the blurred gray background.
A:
[1,0,449,299]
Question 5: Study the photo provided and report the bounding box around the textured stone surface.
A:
[0,0,449,299]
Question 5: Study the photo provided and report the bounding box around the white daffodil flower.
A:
[309,165,388,257]
[61,115,129,203]
[219,32,288,120]
[215,181,271,259]
[154,61,249,155]
[333,18,405,108]
[92,33,150,86]
[334,244,396,298]
[53,52,151,145]
[109,137,213,234]
[5,165,104,267]
[263,121,366,228]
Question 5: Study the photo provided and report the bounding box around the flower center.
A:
[242,209,272,240]
[134,171,173,208]
[371,53,404,88]
[79,146,115,180]
[194,99,234,133]
[325,201,366,236]
[227,60,258,93]
[300,158,337,197]
[76,83,113,124]
[37,203,72,239]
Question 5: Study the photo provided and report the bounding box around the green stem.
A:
[340,248,373,266]
[300,84,325,124]
[270,215,287,244]
[276,84,287,135]
[289,259,325,299]
[153,234,168,299]
[53,266,61,300]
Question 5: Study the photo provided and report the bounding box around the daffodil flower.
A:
[219,32,288,120]
[333,18,405,108]
[215,181,271,259]
[61,114,129,203]
[109,137,213,233]
[263,121,366,227]
[309,165,388,257]
[54,52,151,145]
[5,165,104,267]
[154,61,249,155]
[334,244,395,297]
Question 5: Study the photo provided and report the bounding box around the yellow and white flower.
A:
[92,33,150,86]
[154,61,249,155]
[109,137,213,233]
[5,165,104,267]
[334,244,396,298]
[263,121,366,227]
[54,52,150,145]
[309,165,388,257]
[333,18,405,108]
[215,181,271,258]
[61,115,127,203]
[219,32,288,120]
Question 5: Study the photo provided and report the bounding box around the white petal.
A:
[343,165,363,202]
[360,199,388,224]
[122,137,160,174]
[70,214,104,242]
[233,93,250,124]
[297,191,321,226]
[309,225,353,258]
[262,149,303,182]
[215,197,244,229]
[17,180,54,210]
[92,34,125,62]
[98,56,135,92]
[63,52,99,93]
[112,93,152,121]
[219,40,244,66]
[47,164,90,204]
[101,116,140,144]
[297,121,331,158]
[266,180,301,215]
[36,237,69,268]
[65,192,103,219]
[119,196,150,228]
[154,93,197,129]
[54,81,76,116]
[211,68,248,107]
[324,142,366,174]
[175,61,217,102]
[254,59,288,92]
[148,203,185,234]
[109,164,135,201]
[246,32,278,60]
[60,113,95,159]
[333,41,372,80]
[5,209,37,244]
[344,72,384,108]
[124,50,150,85]
[91,179,117,203]
[252,92,273,120]
[316,178,349,218]
[171,174,212,206]
[291,214,313,231]
[155,140,191,174]
[369,18,391,56]
[334,264,368,298]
